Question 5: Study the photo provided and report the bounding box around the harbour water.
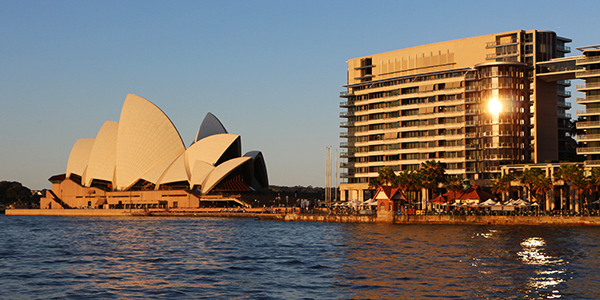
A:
[1,215,599,299]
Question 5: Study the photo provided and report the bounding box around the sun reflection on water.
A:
[518,237,568,298]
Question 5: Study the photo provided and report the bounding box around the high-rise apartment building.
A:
[575,47,600,163]
[339,30,575,201]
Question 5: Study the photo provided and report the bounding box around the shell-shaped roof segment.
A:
[201,156,251,194]
[244,151,269,189]
[156,153,189,187]
[194,113,227,143]
[185,134,240,168]
[66,138,95,178]
[83,121,118,186]
[189,160,215,189]
[115,94,185,190]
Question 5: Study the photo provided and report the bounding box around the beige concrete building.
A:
[41,94,268,209]
[339,30,576,201]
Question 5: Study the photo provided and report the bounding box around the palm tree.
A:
[419,160,446,205]
[554,164,583,211]
[588,168,600,211]
[521,168,544,202]
[572,174,591,214]
[395,170,422,209]
[445,176,464,204]
[491,173,514,202]
[532,174,552,211]
[368,167,397,189]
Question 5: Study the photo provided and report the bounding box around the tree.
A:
[554,164,583,211]
[419,160,446,203]
[444,176,464,203]
[368,167,397,189]
[0,181,35,207]
[572,174,591,214]
[491,173,514,202]
[395,170,422,208]
[531,174,552,210]
[521,168,544,201]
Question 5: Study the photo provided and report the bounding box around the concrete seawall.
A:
[6,209,600,226]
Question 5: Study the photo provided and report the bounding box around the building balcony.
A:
[340,152,348,158]
[577,147,600,154]
[576,83,600,90]
[340,132,349,138]
[576,95,600,104]
[557,100,571,108]
[576,69,600,78]
[577,56,600,65]
[558,112,571,119]
[557,90,571,97]
[464,97,480,103]
[485,38,518,48]
[584,160,600,166]
[557,45,571,53]
[340,91,354,98]
[576,121,600,129]
[576,108,600,116]
[340,111,353,118]
[486,50,519,59]
[577,134,600,141]
[340,100,354,107]
[558,80,571,86]
[340,121,354,128]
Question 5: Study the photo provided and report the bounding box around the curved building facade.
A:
[41,94,268,209]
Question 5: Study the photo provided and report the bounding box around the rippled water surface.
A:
[1,215,600,299]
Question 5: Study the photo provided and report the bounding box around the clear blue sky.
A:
[1,0,599,190]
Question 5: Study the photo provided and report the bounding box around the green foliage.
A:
[0,181,37,206]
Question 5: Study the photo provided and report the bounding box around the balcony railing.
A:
[577,108,600,115]
[340,91,354,97]
[576,121,600,128]
[485,38,518,48]
[576,95,600,103]
[576,82,600,90]
[340,121,354,127]
[558,90,571,97]
[557,100,572,108]
[557,45,571,52]
[558,112,571,119]
[486,50,519,59]
[577,69,600,78]
[585,160,600,165]
[577,134,600,141]
[577,147,600,154]
[577,56,600,64]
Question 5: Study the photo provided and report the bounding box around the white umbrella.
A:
[479,199,497,207]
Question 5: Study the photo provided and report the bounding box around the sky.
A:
[1,0,600,190]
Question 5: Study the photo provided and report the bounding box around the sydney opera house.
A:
[40,94,268,210]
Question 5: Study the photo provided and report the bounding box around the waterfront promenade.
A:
[6,207,600,226]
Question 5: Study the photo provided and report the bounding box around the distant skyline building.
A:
[338,29,597,202]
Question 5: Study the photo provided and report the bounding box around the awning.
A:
[95,198,107,205]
